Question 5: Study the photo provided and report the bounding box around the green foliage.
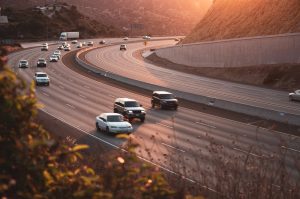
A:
[0,47,175,198]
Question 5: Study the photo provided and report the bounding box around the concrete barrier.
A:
[75,45,300,126]
[155,33,300,68]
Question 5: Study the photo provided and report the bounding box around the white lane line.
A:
[233,147,264,158]
[83,85,90,89]
[42,92,50,97]
[156,122,173,129]
[281,146,300,153]
[162,142,186,153]
[58,85,64,89]
[195,121,216,129]
[79,94,87,99]
[66,104,76,109]
[108,94,115,98]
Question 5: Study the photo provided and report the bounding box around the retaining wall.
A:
[155,33,300,68]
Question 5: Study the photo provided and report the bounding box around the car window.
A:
[124,101,139,107]
[37,74,47,77]
[159,94,174,99]
[107,115,123,122]
[100,117,106,122]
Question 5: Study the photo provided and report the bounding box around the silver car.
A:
[289,90,300,101]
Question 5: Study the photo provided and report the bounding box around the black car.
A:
[37,58,47,67]
[151,91,178,110]
[113,98,146,122]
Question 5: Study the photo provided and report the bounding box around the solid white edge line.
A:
[281,146,300,153]
[41,109,219,194]
[162,142,186,153]
[156,122,173,129]
[195,121,216,129]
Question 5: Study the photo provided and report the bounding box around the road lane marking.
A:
[79,94,87,99]
[233,147,264,158]
[83,85,90,89]
[66,104,76,109]
[108,94,115,98]
[58,85,64,89]
[195,121,216,129]
[162,142,185,153]
[42,92,49,97]
[156,123,173,129]
[281,146,300,153]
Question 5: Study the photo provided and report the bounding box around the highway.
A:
[8,38,300,187]
[84,40,300,117]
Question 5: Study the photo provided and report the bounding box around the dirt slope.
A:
[183,0,300,43]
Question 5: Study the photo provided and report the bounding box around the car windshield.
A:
[159,94,174,99]
[20,61,27,64]
[107,115,123,122]
[124,101,139,107]
[36,74,47,77]
[38,59,45,62]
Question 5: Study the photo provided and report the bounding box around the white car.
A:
[54,50,61,55]
[41,45,48,51]
[71,40,78,44]
[143,36,151,40]
[34,72,50,86]
[123,37,129,41]
[77,42,82,48]
[96,113,133,134]
[64,46,71,51]
[57,45,64,50]
[49,55,59,62]
[99,40,106,44]
[87,41,94,46]
[19,60,29,68]
[120,44,127,51]
[289,90,300,101]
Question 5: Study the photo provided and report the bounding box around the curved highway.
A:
[85,40,300,116]
[8,38,300,185]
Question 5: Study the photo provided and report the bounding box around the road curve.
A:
[84,40,300,117]
[8,38,300,185]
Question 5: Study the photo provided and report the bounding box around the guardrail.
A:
[75,42,300,126]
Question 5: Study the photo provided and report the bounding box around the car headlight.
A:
[161,100,167,104]
[141,110,146,114]
[127,110,133,114]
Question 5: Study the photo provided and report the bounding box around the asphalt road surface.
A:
[8,38,300,187]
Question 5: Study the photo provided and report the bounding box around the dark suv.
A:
[37,58,47,67]
[113,98,146,122]
[151,91,178,110]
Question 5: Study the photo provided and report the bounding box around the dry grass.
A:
[183,0,300,43]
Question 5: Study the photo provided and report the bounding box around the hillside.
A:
[0,5,122,40]
[0,0,212,36]
[183,0,300,43]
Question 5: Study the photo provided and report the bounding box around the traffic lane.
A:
[85,41,300,115]
[9,45,300,181]
[9,44,300,155]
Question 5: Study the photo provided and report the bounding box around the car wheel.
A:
[151,102,155,108]
[140,118,145,123]
[105,126,110,134]
[289,96,293,101]
[96,123,100,131]
[113,108,118,113]
[174,106,178,110]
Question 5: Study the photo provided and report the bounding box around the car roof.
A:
[153,91,172,95]
[100,113,122,118]
[115,98,136,102]
[35,72,47,75]
[20,60,28,62]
